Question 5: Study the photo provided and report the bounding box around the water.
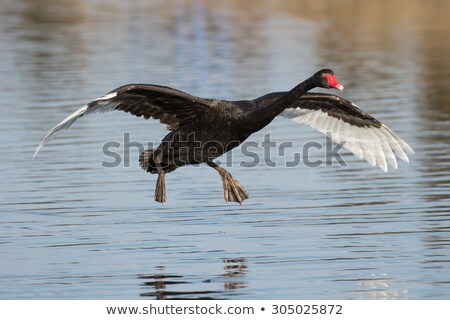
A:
[1,0,450,299]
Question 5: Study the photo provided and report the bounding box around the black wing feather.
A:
[255,91,381,128]
[90,84,212,130]
[34,84,212,158]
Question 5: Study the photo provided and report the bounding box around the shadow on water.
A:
[139,258,248,299]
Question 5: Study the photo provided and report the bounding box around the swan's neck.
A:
[247,77,316,131]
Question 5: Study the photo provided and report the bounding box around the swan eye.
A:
[321,73,330,86]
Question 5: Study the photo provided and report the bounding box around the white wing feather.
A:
[33,92,119,159]
[280,107,414,172]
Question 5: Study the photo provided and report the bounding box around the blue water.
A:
[1,0,449,299]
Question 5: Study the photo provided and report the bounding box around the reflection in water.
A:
[222,258,247,291]
[414,4,450,203]
[11,0,86,92]
[356,273,409,299]
[0,0,449,299]
[139,259,248,299]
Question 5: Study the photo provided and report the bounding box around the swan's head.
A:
[314,69,344,91]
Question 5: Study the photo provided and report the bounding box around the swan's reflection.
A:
[138,258,248,299]
[222,258,248,291]
[355,273,409,299]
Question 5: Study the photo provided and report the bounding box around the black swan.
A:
[33,69,414,204]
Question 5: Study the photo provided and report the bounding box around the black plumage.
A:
[34,69,413,204]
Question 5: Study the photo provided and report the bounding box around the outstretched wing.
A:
[33,84,212,159]
[277,92,414,172]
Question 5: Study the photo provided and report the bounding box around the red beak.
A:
[325,73,344,91]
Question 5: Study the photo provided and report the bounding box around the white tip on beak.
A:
[335,84,344,91]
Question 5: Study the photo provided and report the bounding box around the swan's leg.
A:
[154,153,166,204]
[207,161,249,205]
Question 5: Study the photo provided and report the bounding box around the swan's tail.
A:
[139,149,155,172]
